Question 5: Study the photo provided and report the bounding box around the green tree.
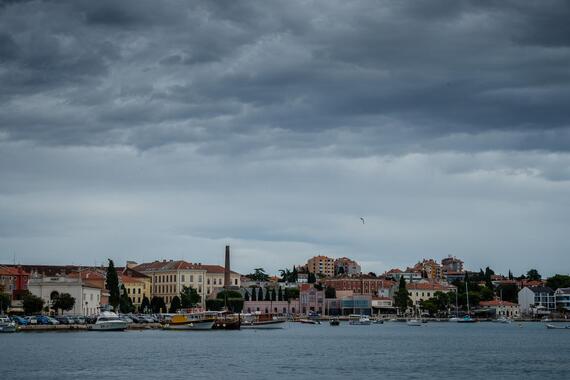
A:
[508,270,514,280]
[258,287,264,301]
[284,287,299,300]
[244,289,250,301]
[140,296,151,313]
[250,287,257,301]
[150,296,166,313]
[247,268,270,282]
[307,272,316,284]
[0,293,10,313]
[279,268,298,283]
[23,294,45,315]
[277,287,283,301]
[546,275,570,290]
[271,288,277,301]
[496,283,518,303]
[119,285,134,314]
[264,288,271,301]
[180,286,200,308]
[394,277,411,315]
[169,296,181,313]
[527,269,541,281]
[53,293,75,315]
[216,290,244,312]
[337,266,345,275]
[420,299,438,316]
[106,259,120,311]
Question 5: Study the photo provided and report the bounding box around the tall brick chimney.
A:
[224,245,231,288]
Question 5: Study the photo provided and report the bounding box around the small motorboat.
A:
[406,319,422,326]
[299,318,320,325]
[348,314,371,325]
[546,324,570,330]
[329,318,340,326]
[496,317,512,324]
[373,319,384,324]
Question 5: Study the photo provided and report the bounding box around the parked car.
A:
[35,315,50,325]
[25,316,38,325]
[55,316,74,324]
[73,316,86,324]
[11,316,29,326]
[120,316,133,323]
[129,315,142,323]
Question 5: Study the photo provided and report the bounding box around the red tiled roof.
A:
[407,282,456,291]
[0,266,27,276]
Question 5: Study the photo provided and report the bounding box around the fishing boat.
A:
[406,319,422,326]
[212,312,241,330]
[348,314,371,325]
[163,313,216,330]
[546,324,570,330]
[89,311,128,331]
[241,314,287,329]
[0,316,17,333]
[373,318,384,324]
[496,316,512,324]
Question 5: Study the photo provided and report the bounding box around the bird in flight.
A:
[360,217,365,224]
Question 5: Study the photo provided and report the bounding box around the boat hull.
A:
[546,324,570,330]
[89,322,128,331]
[164,320,215,330]
[0,324,17,333]
[241,320,286,329]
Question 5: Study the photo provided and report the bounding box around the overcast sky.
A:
[1,0,569,276]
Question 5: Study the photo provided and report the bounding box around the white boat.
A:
[407,319,422,326]
[298,318,320,325]
[546,324,570,330]
[241,314,287,329]
[448,317,461,322]
[496,317,512,324]
[89,311,128,331]
[0,316,17,333]
[348,314,372,325]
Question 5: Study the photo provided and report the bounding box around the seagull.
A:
[360,217,365,224]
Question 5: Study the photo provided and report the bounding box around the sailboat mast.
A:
[465,281,470,314]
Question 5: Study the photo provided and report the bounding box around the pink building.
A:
[243,300,300,315]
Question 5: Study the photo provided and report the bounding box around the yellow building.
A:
[306,255,335,277]
[407,281,456,309]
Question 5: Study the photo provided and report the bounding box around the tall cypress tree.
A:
[106,259,120,311]
[271,288,276,301]
[394,277,411,315]
[244,290,250,301]
[277,287,283,301]
[258,287,264,301]
[251,287,257,301]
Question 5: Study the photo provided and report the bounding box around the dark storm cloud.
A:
[0,0,569,152]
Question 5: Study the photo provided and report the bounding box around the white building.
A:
[554,288,570,312]
[27,275,102,315]
[518,286,555,316]
[479,300,521,318]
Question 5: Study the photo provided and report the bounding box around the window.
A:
[199,275,202,283]
[207,278,210,285]
[138,288,141,294]
[234,279,238,285]
[181,275,185,282]
[127,288,131,294]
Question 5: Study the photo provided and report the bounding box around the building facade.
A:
[441,256,464,273]
[406,282,457,309]
[333,257,361,276]
[518,286,556,316]
[306,256,335,277]
[27,275,102,315]
[479,300,521,318]
[554,288,570,312]
[325,276,396,295]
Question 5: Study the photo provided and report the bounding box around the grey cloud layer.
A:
[1,0,569,152]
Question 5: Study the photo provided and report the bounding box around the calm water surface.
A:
[2,322,569,379]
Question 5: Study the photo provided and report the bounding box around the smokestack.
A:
[224,245,231,288]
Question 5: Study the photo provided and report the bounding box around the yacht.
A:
[0,316,17,333]
[89,311,128,331]
[406,319,422,326]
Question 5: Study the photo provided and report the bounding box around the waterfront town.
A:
[1,245,569,328]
